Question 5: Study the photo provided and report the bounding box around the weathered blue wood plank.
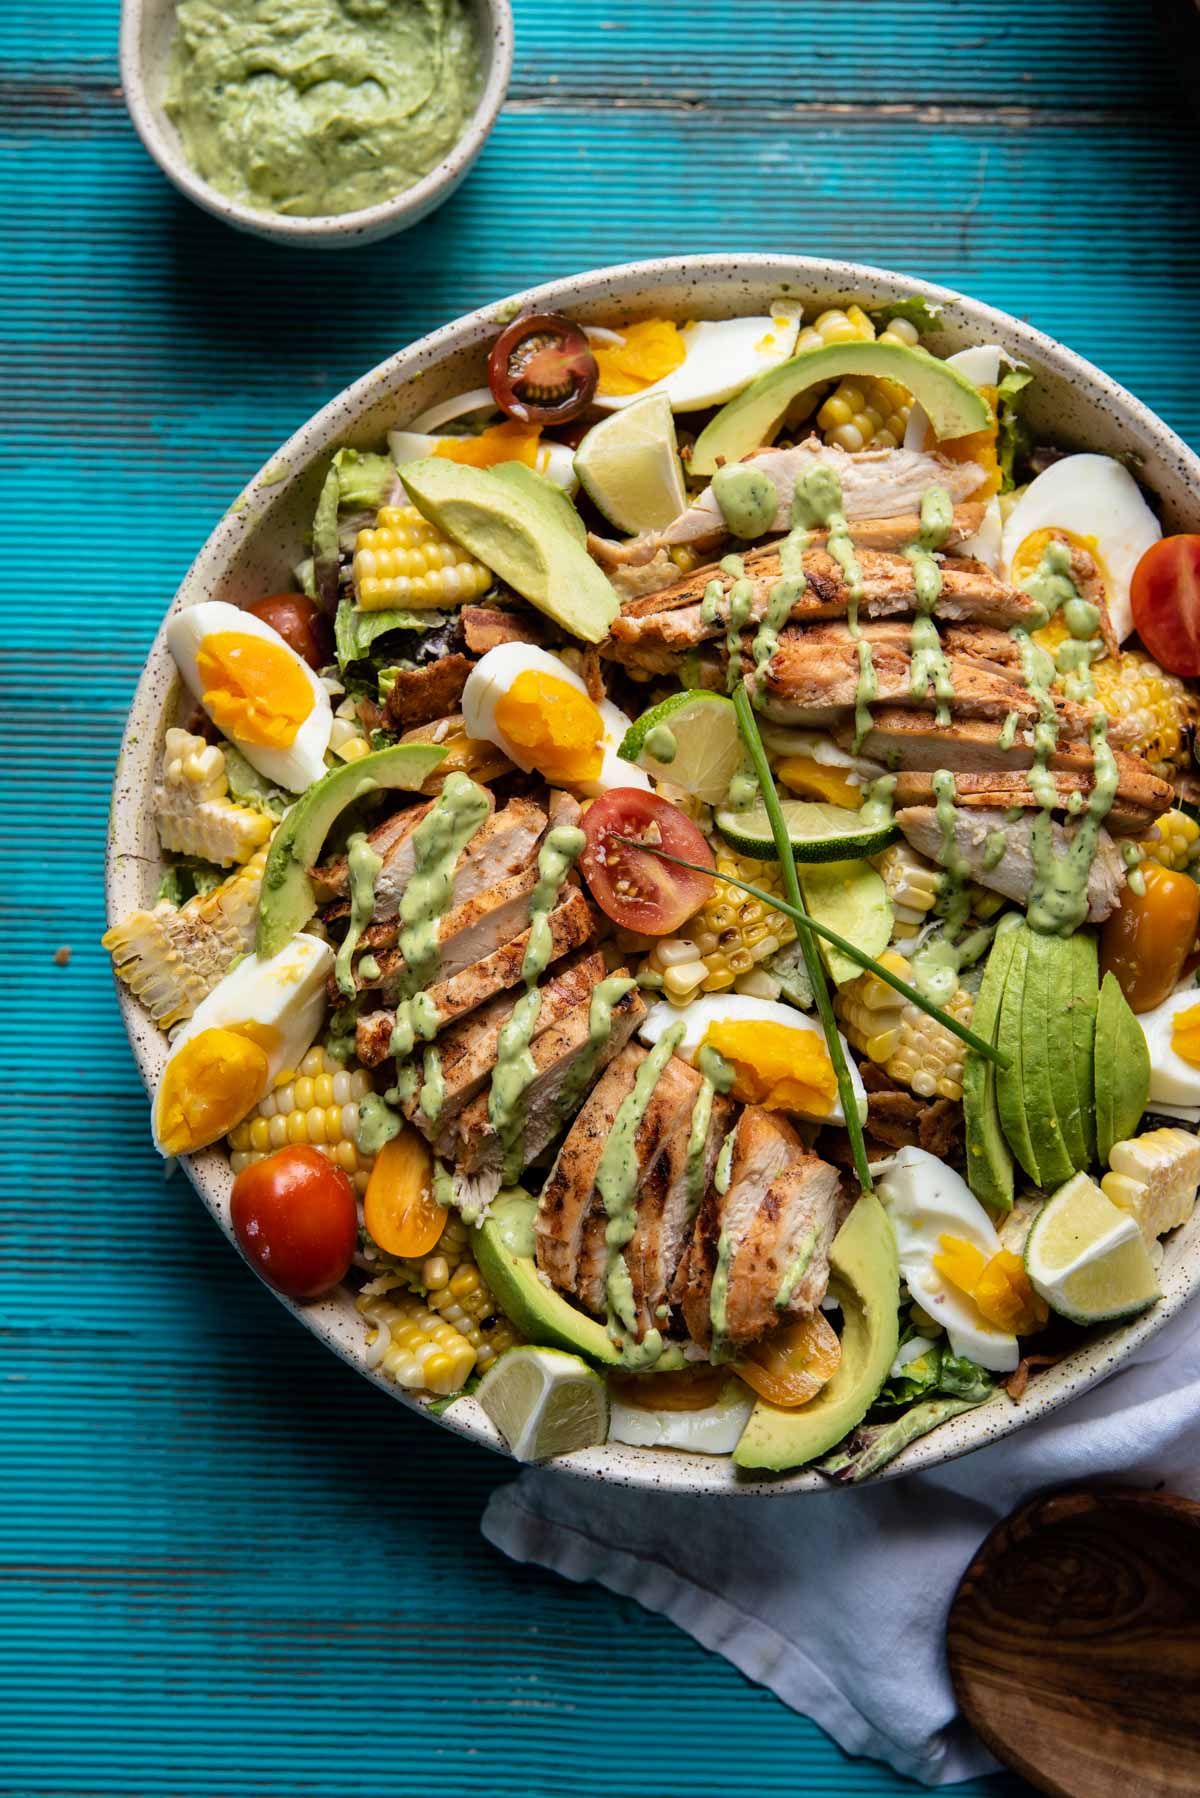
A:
[4,0,1197,1792]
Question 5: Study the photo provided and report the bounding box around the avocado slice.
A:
[733,1192,899,1472]
[1068,930,1099,1166]
[256,741,447,959]
[490,459,587,545]
[1094,971,1151,1162]
[1022,931,1077,1188]
[994,925,1042,1185]
[691,340,993,477]
[797,858,892,986]
[962,927,1016,1212]
[399,457,619,644]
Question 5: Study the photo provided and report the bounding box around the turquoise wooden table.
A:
[5,2,1198,1791]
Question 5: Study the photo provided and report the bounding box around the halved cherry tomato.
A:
[1130,535,1200,676]
[1100,859,1200,1013]
[580,788,715,935]
[246,593,334,671]
[362,1129,444,1260]
[488,312,599,425]
[230,1145,357,1299]
[734,1312,842,1409]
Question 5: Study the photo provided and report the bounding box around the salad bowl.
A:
[106,254,1200,1494]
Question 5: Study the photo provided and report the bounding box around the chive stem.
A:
[733,686,875,1193]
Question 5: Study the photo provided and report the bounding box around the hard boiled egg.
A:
[905,344,1007,572]
[387,424,577,490]
[1000,455,1161,644]
[461,643,649,796]
[589,305,802,414]
[877,1145,1019,1371]
[152,933,333,1158]
[168,600,332,792]
[1137,987,1200,1113]
[639,993,868,1127]
[608,1377,755,1453]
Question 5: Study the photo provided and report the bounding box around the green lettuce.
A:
[222,743,290,819]
[312,449,399,613]
[995,367,1034,492]
[869,295,943,336]
[877,1328,994,1408]
[818,1395,988,1483]
[156,859,225,905]
[334,599,455,670]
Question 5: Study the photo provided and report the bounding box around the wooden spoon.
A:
[947,1487,1200,1798]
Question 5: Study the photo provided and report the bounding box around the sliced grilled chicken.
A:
[896,804,1127,922]
[440,980,645,1176]
[572,1051,703,1321]
[720,1155,840,1343]
[660,440,989,545]
[940,622,1026,678]
[359,864,550,997]
[748,639,1036,726]
[536,1046,642,1298]
[315,794,444,903]
[676,1108,804,1349]
[399,950,608,1128]
[892,770,1167,837]
[606,548,1039,664]
[329,795,546,930]
[354,886,594,1067]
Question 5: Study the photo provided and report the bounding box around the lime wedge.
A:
[476,1346,609,1462]
[574,393,687,533]
[1024,1172,1161,1326]
[715,797,899,863]
[619,690,744,803]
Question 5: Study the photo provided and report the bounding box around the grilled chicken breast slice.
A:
[354,886,594,1066]
[536,1047,642,1298]
[721,1155,840,1343]
[896,804,1127,922]
[892,770,1168,837]
[748,639,1037,726]
[358,864,549,997]
[624,1077,736,1337]
[677,1108,803,1349]
[327,796,546,928]
[315,795,444,902]
[441,980,645,1176]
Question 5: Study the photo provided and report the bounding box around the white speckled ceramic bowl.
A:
[107,255,1200,1492]
[119,0,513,249]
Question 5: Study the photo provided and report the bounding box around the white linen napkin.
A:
[483,1305,1200,1786]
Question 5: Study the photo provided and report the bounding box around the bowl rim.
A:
[117,0,515,243]
[106,251,1200,1495]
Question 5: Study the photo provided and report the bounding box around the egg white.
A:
[608,1379,755,1453]
[1000,454,1161,644]
[461,642,649,796]
[903,346,1007,573]
[152,933,333,1156]
[387,428,577,491]
[1137,987,1200,1110]
[591,307,802,414]
[168,600,332,792]
[639,994,868,1128]
[877,1145,1019,1371]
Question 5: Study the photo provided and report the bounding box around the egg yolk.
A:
[1012,525,1109,599]
[1171,1003,1200,1068]
[196,631,314,750]
[593,319,687,397]
[433,420,542,469]
[775,754,862,809]
[155,1025,278,1155]
[493,670,604,784]
[700,1020,838,1115]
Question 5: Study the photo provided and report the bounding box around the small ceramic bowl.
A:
[107,255,1200,1494]
[119,0,513,249]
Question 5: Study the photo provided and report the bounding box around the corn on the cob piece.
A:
[1088,649,1198,776]
[643,851,797,1005]
[1141,808,1200,873]
[1101,1127,1200,1245]
[793,307,919,451]
[102,847,267,1031]
[353,504,492,612]
[423,1260,521,1374]
[836,951,974,1100]
[154,728,272,867]
[227,1046,376,1195]
[874,842,941,932]
[358,1291,477,1395]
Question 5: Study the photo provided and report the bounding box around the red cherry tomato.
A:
[230,1146,358,1299]
[245,594,334,671]
[580,789,715,935]
[488,312,599,426]
[1130,535,1200,676]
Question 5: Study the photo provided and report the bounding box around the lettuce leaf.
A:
[156,858,225,905]
[996,367,1034,493]
[868,295,943,336]
[334,599,455,670]
[311,450,400,615]
[877,1328,994,1408]
[817,1395,988,1483]
[222,743,290,820]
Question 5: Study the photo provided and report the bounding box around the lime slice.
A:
[619,690,744,803]
[476,1346,609,1462]
[1024,1172,1161,1326]
[574,393,687,533]
[715,798,899,862]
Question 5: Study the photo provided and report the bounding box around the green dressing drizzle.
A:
[334,832,383,998]
[774,1225,820,1310]
[904,485,955,727]
[643,723,677,764]
[793,465,875,750]
[713,463,779,539]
